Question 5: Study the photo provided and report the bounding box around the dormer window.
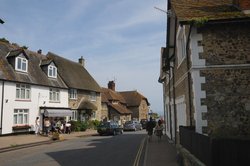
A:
[48,65,57,78]
[15,56,28,72]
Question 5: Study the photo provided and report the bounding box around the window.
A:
[49,88,60,102]
[69,89,77,99]
[13,109,29,125]
[16,84,31,100]
[71,110,78,121]
[48,65,57,78]
[177,26,186,65]
[15,57,28,72]
[90,91,96,101]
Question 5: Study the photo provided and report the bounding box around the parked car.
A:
[140,119,148,129]
[124,121,142,131]
[97,121,123,136]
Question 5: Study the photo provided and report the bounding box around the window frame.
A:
[176,26,186,66]
[15,57,28,72]
[16,84,31,100]
[90,91,97,101]
[49,88,60,102]
[48,65,57,78]
[13,109,29,125]
[69,89,77,99]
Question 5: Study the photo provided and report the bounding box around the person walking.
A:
[155,119,164,141]
[35,117,40,135]
[146,117,156,142]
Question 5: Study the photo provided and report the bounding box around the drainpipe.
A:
[0,81,5,134]
[186,23,194,127]
[168,72,173,140]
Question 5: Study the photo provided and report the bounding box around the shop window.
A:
[71,110,78,121]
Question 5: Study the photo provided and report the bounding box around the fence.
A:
[179,126,250,166]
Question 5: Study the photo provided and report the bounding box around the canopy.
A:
[44,109,72,117]
[77,100,97,110]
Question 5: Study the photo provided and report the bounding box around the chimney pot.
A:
[37,49,42,54]
[78,56,85,67]
[108,81,115,91]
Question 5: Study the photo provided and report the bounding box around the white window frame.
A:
[49,88,60,102]
[71,110,78,121]
[15,57,28,72]
[69,89,77,99]
[48,65,57,78]
[176,26,186,66]
[90,91,96,101]
[13,109,29,125]
[16,84,31,100]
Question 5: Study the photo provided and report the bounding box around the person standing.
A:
[35,117,40,135]
[146,117,156,141]
[44,118,51,136]
[155,119,164,141]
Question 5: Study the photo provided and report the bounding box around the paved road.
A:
[0,130,147,166]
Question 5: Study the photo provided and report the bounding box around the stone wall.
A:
[198,22,250,137]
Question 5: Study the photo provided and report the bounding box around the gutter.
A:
[186,23,194,127]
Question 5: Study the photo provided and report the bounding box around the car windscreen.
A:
[125,121,133,124]
[99,122,110,127]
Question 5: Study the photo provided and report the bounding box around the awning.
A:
[77,100,97,110]
[44,109,72,117]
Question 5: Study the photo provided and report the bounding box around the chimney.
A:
[37,49,42,54]
[233,0,250,14]
[78,56,85,67]
[108,81,115,91]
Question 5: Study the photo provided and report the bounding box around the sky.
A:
[0,0,167,115]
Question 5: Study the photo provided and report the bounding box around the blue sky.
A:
[0,0,167,115]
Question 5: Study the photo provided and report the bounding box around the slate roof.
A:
[171,0,250,23]
[119,91,150,107]
[0,41,67,88]
[47,52,101,92]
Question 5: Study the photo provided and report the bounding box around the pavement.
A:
[0,130,178,166]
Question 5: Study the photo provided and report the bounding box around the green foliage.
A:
[88,120,101,129]
[70,120,89,132]
[22,45,28,49]
[188,17,208,27]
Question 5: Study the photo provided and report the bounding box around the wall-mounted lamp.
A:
[5,99,8,103]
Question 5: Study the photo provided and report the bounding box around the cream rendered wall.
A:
[0,81,68,135]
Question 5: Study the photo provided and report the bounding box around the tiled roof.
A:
[119,91,150,107]
[171,0,250,23]
[47,52,101,92]
[77,100,97,110]
[108,103,132,114]
[0,41,67,88]
[101,88,126,104]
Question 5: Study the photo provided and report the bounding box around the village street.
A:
[0,131,147,166]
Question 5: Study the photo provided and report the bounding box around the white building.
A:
[0,42,70,135]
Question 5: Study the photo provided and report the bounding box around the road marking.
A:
[133,137,146,166]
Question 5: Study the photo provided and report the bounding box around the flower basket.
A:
[12,125,31,131]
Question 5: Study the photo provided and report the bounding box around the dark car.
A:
[140,119,148,129]
[97,121,123,136]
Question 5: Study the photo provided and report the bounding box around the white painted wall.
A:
[0,81,68,134]
[176,96,187,132]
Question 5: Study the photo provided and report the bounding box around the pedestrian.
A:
[155,119,164,141]
[44,118,51,136]
[65,121,71,134]
[35,117,40,135]
[146,117,156,142]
